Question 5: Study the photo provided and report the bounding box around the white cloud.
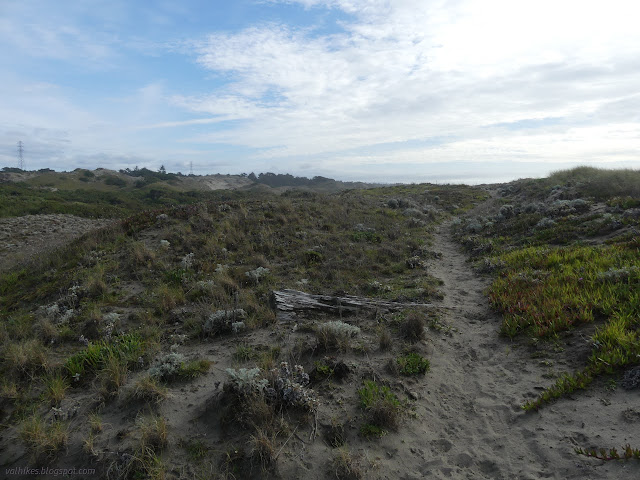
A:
[0,5,118,65]
[179,0,640,175]
[0,76,180,169]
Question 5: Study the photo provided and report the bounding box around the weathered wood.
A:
[270,289,432,320]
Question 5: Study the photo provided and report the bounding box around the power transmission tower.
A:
[17,141,24,170]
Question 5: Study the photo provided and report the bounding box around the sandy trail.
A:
[385,220,640,480]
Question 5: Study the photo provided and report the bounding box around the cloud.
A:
[178,0,640,174]
[0,3,120,66]
[0,75,181,170]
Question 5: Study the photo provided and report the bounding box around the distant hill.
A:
[0,167,379,193]
[0,167,380,218]
[248,171,380,191]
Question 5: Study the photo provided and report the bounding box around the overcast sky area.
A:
[1,0,639,184]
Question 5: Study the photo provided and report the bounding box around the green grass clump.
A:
[313,360,334,377]
[397,353,430,375]
[65,333,144,380]
[359,423,387,438]
[177,359,211,379]
[181,439,209,460]
[575,444,640,461]
[489,243,640,338]
[98,353,129,398]
[351,231,382,243]
[358,380,402,432]
[234,344,256,362]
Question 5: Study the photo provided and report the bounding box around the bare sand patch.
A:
[0,214,113,272]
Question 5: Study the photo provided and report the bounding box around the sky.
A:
[1,0,639,184]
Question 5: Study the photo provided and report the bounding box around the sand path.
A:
[385,220,640,479]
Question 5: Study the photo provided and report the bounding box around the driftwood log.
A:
[271,289,433,321]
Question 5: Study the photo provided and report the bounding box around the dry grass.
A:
[0,379,19,400]
[45,374,69,406]
[332,448,363,480]
[98,353,128,399]
[20,416,68,458]
[130,375,168,404]
[249,428,278,473]
[83,432,98,457]
[548,166,640,199]
[137,414,169,452]
[400,313,425,342]
[378,328,392,351]
[87,265,108,297]
[155,284,185,312]
[325,418,346,448]
[4,339,48,376]
[89,412,103,433]
[239,394,276,430]
[130,241,157,267]
[34,318,59,343]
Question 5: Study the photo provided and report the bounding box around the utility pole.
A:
[17,141,24,170]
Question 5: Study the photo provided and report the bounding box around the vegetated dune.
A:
[0,168,379,194]
[183,174,255,191]
[0,167,639,479]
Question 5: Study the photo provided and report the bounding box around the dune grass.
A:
[454,166,640,410]
[547,166,640,200]
[490,242,640,338]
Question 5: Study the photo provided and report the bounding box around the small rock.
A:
[408,390,420,401]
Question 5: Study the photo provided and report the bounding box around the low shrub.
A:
[264,362,319,411]
[315,320,361,351]
[148,351,210,382]
[203,309,247,336]
[400,313,425,342]
[224,367,268,398]
[358,380,402,431]
[397,352,430,375]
